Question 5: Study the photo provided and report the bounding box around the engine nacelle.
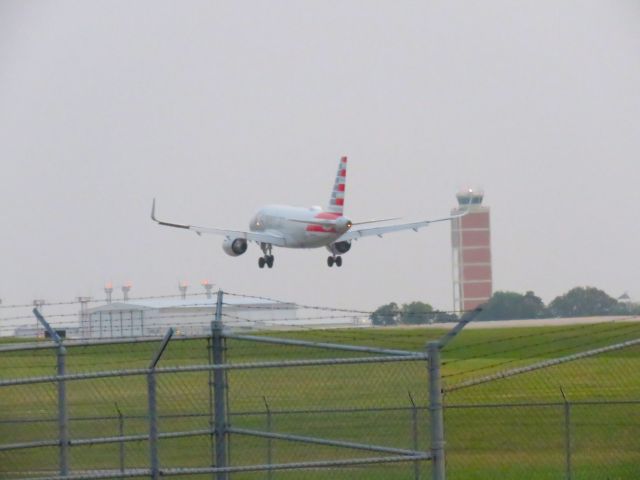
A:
[222,238,248,257]
[327,240,352,255]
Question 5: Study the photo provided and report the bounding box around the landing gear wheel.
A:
[327,256,335,267]
[335,256,342,267]
[258,257,266,269]
[266,255,274,268]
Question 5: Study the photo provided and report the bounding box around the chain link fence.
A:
[442,324,640,480]
[0,299,434,480]
[2,299,640,479]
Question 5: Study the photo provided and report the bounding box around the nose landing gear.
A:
[327,256,342,267]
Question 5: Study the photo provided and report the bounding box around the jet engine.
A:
[327,240,352,255]
[222,238,248,257]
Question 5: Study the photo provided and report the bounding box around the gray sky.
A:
[1,1,640,316]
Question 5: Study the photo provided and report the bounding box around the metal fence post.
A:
[409,392,420,480]
[115,403,125,474]
[148,328,174,480]
[428,342,445,480]
[148,370,158,480]
[33,308,68,476]
[207,336,216,472]
[263,397,273,480]
[561,387,572,480]
[57,340,68,476]
[212,290,228,480]
[426,307,480,480]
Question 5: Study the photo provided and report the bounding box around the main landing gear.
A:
[258,243,274,269]
[258,256,274,269]
[327,256,343,267]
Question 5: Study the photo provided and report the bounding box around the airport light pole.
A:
[179,281,188,300]
[121,282,132,302]
[105,282,113,304]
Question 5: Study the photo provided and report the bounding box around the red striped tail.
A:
[327,156,347,214]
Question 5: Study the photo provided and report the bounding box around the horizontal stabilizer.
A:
[352,217,401,226]
[287,218,337,226]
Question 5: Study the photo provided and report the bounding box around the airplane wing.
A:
[336,211,467,242]
[151,200,287,246]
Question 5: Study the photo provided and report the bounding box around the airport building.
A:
[81,296,299,338]
[451,189,493,312]
[11,280,370,339]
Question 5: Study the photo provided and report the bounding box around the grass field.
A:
[1,321,640,479]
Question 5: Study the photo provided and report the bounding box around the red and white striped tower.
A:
[451,189,492,312]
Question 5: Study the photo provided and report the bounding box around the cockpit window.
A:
[251,213,265,230]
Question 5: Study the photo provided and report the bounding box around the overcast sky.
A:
[1,1,639,317]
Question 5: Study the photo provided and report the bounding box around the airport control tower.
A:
[451,189,492,312]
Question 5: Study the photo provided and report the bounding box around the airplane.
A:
[151,156,468,268]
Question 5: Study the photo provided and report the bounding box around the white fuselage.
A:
[249,205,350,248]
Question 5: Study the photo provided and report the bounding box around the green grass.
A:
[1,321,640,479]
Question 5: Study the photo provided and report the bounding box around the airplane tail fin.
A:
[327,156,347,214]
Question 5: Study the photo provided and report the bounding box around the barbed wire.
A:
[220,313,435,349]
[5,318,640,377]
[443,319,638,366]
[442,321,640,380]
[1,289,467,336]
[0,291,214,310]
[224,291,372,314]
[1,307,453,336]
[221,312,366,322]
[3,289,640,362]
[5,314,640,352]
[223,290,463,316]
[443,318,624,354]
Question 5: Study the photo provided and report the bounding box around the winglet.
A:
[452,201,473,220]
[150,199,190,230]
[450,209,469,220]
[151,198,157,222]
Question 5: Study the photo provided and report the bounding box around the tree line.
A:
[370,287,640,325]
